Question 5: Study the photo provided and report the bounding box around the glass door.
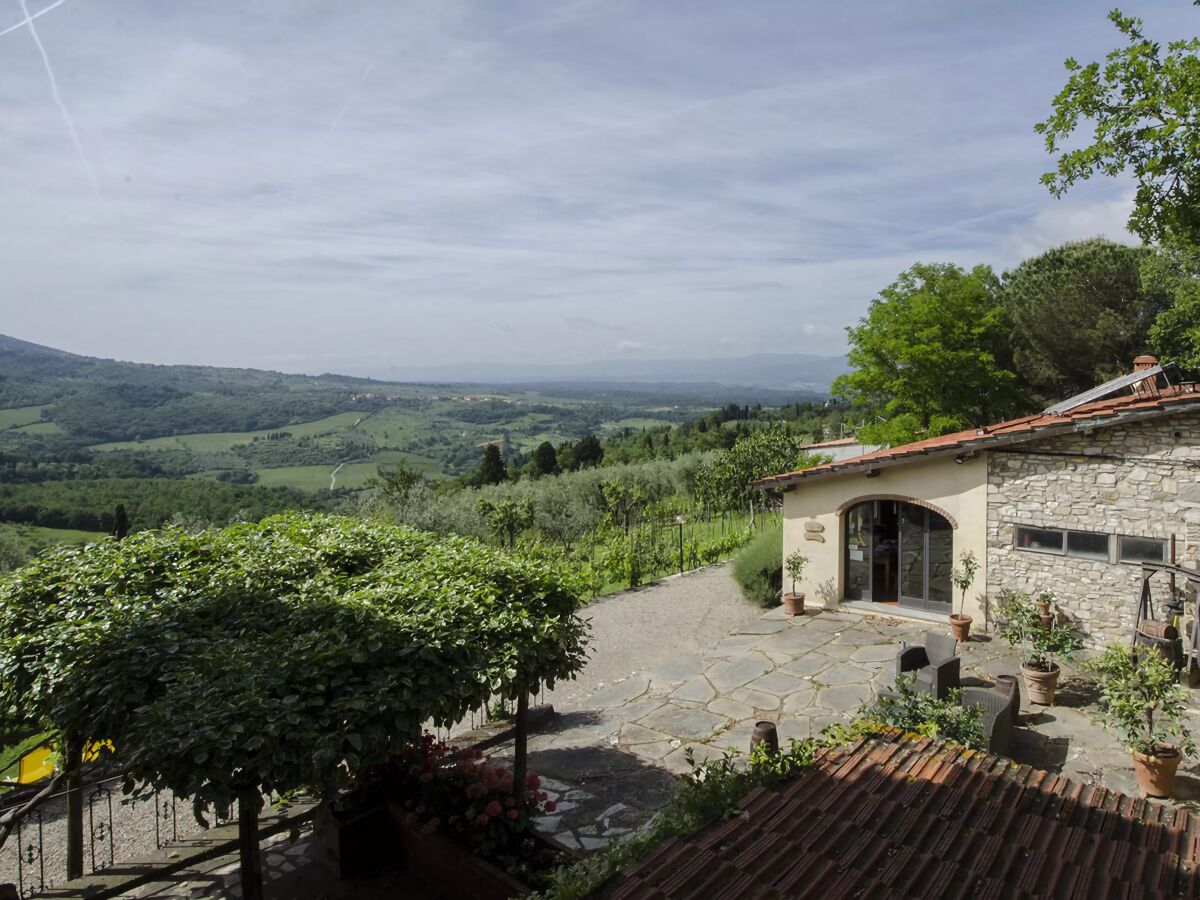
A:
[897,503,953,613]
[844,501,872,600]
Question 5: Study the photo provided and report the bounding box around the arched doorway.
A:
[844,499,952,612]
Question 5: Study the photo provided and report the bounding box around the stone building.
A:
[756,357,1200,645]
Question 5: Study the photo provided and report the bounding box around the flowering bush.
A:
[384,732,558,883]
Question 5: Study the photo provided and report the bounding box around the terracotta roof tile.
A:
[608,732,1200,900]
[753,385,1200,488]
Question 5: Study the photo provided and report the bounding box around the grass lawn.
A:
[91,411,368,453]
[2,523,106,558]
[0,404,49,429]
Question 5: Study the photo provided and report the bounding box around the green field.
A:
[0,405,48,429]
[252,462,380,491]
[92,411,369,453]
[15,421,64,435]
[1,523,106,558]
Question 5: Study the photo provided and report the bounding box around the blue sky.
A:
[2,1,1195,374]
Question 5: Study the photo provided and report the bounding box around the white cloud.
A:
[2,0,1195,370]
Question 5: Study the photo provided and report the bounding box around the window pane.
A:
[926,513,953,608]
[1066,531,1109,561]
[899,504,925,601]
[1015,526,1064,553]
[1119,536,1166,563]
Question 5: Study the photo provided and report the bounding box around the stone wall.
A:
[986,410,1200,647]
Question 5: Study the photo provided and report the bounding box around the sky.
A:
[1,0,1196,375]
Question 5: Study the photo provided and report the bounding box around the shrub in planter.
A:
[997,590,1081,705]
[1087,644,1197,797]
[782,550,809,616]
[381,732,563,892]
[948,550,979,640]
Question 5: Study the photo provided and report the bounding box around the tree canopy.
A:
[1036,9,1200,247]
[1002,238,1169,402]
[833,263,1026,444]
[695,424,828,512]
[0,513,587,822]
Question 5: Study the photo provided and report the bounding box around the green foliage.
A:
[950,550,979,618]
[835,263,1027,445]
[1036,9,1200,246]
[1146,247,1200,377]
[531,441,559,477]
[732,525,782,607]
[694,424,827,512]
[0,529,24,574]
[0,513,588,821]
[1087,644,1197,757]
[478,444,508,486]
[477,497,535,548]
[861,674,985,749]
[367,459,423,503]
[1001,239,1169,402]
[996,589,1081,671]
[535,737,823,900]
[784,550,808,595]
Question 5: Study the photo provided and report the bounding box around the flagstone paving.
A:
[509,603,1200,852]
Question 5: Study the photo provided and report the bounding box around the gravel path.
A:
[543,562,762,711]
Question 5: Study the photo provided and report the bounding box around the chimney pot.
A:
[1133,355,1158,372]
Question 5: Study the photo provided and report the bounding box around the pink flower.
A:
[475,814,489,826]
[526,774,541,788]
[544,801,557,813]
[484,800,502,817]
[507,809,519,820]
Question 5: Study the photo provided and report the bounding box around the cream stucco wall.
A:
[781,453,990,621]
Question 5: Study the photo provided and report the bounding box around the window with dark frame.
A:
[1117,535,1167,564]
[1014,524,1163,565]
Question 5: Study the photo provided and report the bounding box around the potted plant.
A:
[997,590,1080,705]
[1088,644,1197,797]
[948,550,979,641]
[1035,590,1055,625]
[783,550,809,616]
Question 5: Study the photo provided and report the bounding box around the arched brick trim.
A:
[834,494,958,529]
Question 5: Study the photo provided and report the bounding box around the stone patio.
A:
[506,603,1200,851]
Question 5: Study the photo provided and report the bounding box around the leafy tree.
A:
[694,424,828,512]
[1145,246,1200,376]
[531,441,558,478]
[0,514,586,898]
[476,497,534,548]
[574,434,603,468]
[600,479,649,533]
[478,444,507,486]
[0,530,24,573]
[1002,239,1169,401]
[834,263,1025,444]
[1036,9,1200,246]
[368,459,423,502]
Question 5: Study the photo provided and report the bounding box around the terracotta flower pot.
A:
[1131,745,1182,798]
[948,614,972,641]
[783,592,805,616]
[1021,662,1060,706]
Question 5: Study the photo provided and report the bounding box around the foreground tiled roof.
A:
[610,731,1200,900]
[755,384,1200,489]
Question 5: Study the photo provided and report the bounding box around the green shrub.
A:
[859,673,985,749]
[731,525,782,606]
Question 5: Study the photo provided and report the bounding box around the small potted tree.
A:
[997,590,1080,705]
[948,550,979,641]
[1088,644,1197,797]
[783,550,809,616]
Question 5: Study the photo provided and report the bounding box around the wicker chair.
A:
[897,632,960,700]
[962,686,1019,756]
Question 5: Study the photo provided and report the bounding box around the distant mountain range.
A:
[348,353,848,392]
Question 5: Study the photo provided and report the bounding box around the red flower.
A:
[544,801,557,813]
[507,809,519,820]
[466,782,486,799]
[526,774,541,788]
[484,800,502,817]
[475,813,489,826]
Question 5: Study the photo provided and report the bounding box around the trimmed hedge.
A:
[731,525,782,607]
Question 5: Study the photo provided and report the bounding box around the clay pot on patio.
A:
[948,614,972,642]
[783,592,805,616]
[1131,744,1182,798]
[1020,662,1060,706]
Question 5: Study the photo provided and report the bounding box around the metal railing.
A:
[2,774,238,898]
